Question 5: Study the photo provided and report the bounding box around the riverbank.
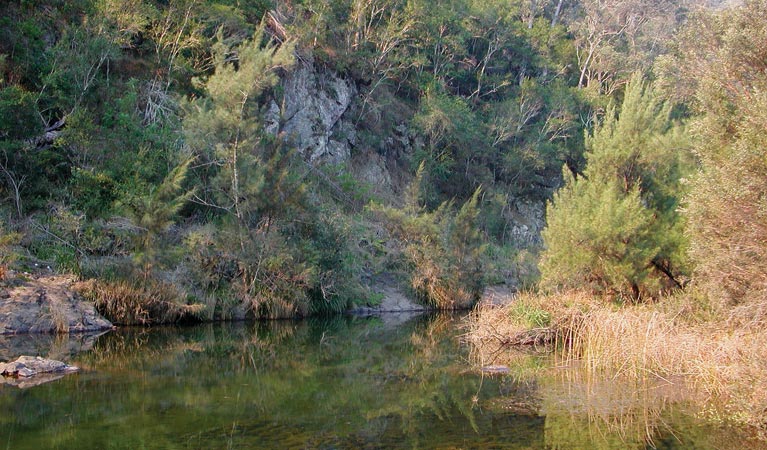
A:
[466,290,767,441]
[0,272,112,334]
[0,269,454,331]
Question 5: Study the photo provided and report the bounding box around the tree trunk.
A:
[551,0,564,28]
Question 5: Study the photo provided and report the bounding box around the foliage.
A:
[183,24,295,227]
[69,168,118,218]
[0,219,20,280]
[180,25,368,319]
[541,75,691,299]
[119,157,194,271]
[0,0,750,321]
[542,171,655,298]
[0,85,41,139]
[369,164,486,309]
[413,87,491,201]
[664,0,767,307]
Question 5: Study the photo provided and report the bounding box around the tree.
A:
[665,0,767,306]
[413,86,491,201]
[540,75,690,299]
[541,169,656,298]
[183,24,295,231]
[370,164,486,309]
[121,157,194,273]
[569,0,681,95]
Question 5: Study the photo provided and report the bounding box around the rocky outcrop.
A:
[275,63,357,166]
[265,60,429,201]
[270,60,546,247]
[348,122,421,200]
[507,199,546,247]
[480,285,515,307]
[350,275,428,315]
[351,285,428,315]
[0,275,112,335]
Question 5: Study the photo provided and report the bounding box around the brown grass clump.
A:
[410,257,477,310]
[467,290,767,438]
[76,279,205,325]
[467,290,597,350]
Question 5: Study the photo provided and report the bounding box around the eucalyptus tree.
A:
[663,0,767,306]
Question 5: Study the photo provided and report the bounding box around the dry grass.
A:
[76,279,205,325]
[410,259,476,310]
[467,290,767,439]
[48,300,71,334]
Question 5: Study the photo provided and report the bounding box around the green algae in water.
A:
[0,314,758,449]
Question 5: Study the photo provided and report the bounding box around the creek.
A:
[0,313,756,449]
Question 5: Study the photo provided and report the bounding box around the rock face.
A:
[266,61,433,201]
[350,275,428,315]
[269,60,548,258]
[507,199,546,247]
[0,275,112,335]
[480,285,515,307]
[277,63,357,166]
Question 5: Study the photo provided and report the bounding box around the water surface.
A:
[0,313,756,449]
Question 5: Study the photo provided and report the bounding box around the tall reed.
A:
[467,290,767,438]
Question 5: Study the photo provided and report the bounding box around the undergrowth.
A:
[76,278,205,325]
[467,290,767,439]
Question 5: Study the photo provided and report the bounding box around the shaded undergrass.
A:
[467,290,767,440]
[76,278,205,325]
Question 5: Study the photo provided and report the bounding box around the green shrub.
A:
[69,169,117,218]
[369,166,486,309]
[540,75,691,300]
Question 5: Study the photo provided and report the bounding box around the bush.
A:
[69,168,117,218]
[369,166,486,309]
[672,1,767,307]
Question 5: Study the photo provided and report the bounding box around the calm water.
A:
[0,313,757,449]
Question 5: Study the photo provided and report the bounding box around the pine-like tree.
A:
[122,157,194,272]
[540,74,691,299]
[183,24,295,230]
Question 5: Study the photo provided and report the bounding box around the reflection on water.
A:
[0,314,756,449]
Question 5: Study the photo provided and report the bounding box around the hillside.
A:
[0,0,737,321]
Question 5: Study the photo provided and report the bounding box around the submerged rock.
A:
[0,274,112,335]
[0,355,78,378]
[0,355,78,388]
[481,365,510,374]
[0,329,110,362]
